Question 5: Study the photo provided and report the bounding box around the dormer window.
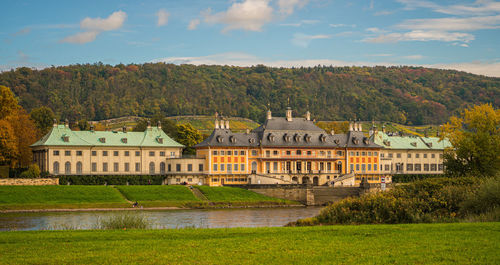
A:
[267,133,275,142]
[383,140,391,146]
[283,134,291,143]
[426,142,433,148]
[157,137,163,144]
[121,138,128,143]
[249,138,256,144]
[352,137,359,145]
[334,139,340,144]
[319,134,326,143]
[410,142,417,147]
[229,136,236,143]
[363,137,370,145]
[294,134,301,142]
[99,137,106,143]
[305,134,312,143]
[62,135,69,142]
[216,136,224,143]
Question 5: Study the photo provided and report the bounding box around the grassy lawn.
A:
[114,186,200,207]
[197,186,295,204]
[0,186,130,210]
[0,222,498,264]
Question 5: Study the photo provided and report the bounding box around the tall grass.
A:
[96,214,150,230]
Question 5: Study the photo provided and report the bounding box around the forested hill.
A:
[1,63,499,125]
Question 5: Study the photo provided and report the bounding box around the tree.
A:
[176,123,203,155]
[133,115,178,140]
[30,106,55,136]
[0,119,17,165]
[20,164,41,178]
[442,104,500,177]
[0,85,18,119]
[76,119,90,131]
[7,109,39,167]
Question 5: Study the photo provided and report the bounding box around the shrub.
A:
[19,164,41,178]
[96,214,150,230]
[58,175,164,185]
[459,176,500,216]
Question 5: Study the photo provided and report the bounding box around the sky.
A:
[1,0,500,77]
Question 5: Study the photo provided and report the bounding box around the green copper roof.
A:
[371,131,451,150]
[31,125,183,148]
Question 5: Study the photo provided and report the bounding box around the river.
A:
[0,207,322,231]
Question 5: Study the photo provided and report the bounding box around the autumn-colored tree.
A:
[76,119,90,131]
[0,119,17,165]
[30,106,55,136]
[176,123,203,155]
[133,114,178,139]
[316,121,350,134]
[7,109,39,167]
[0,85,18,119]
[442,104,500,177]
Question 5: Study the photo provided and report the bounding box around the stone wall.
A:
[0,178,59,186]
[226,184,314,205]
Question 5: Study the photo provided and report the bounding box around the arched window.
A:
[251,161,257,172]
[160,162,166,174]
[76,162,82,174]
[65,162,71,174]
[53,162,59,174]
[337,161,343,173]
[149,162,155,174]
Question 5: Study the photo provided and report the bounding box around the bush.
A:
[58,175,164,185]
[392,174,445,183]
[96,214,150,230]
[459,176,500,216]
[19,164,41,178]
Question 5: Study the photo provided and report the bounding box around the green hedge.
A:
[58,175,164,185]
[392,174,445,183]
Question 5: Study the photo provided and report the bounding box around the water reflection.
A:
[0,207,322,231]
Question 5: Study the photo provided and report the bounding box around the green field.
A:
[197,186,293,204]
[115,186,200,207]
[0,222,497,264]
[0,186,129,210]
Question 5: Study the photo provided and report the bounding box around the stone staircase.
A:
[332,173,355,184]
[312,186,361,206]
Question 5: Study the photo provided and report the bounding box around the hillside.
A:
[1,64,499,125]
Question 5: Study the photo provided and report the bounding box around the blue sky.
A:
[1,0,499,77]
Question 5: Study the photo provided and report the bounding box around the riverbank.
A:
[0,185,299,212]
[0,222,497,264]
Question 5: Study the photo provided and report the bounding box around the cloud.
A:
[374,10,394,16]
[152,52,500,77]
[61,11,127,44]
[329,24,356,28]
[203,0,273,32]
[291,33,332,47]
[12,28,31,36]
[364,30,475,43]
[280,19,319,27]
[188,19,200,30]
[397,15,500,31]
[365,27,386,33]
[157,9,170,26]
[368,54,393,57]
[277,0,309,15]
[397,0,500,16]
[402,54,424,60]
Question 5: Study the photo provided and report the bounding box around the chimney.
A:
[157,120,161,129]
[358,122,362,132]
[53,119,57,127]
[90,124,95,132]
[305,111,311,121]
[215,119,220,129]
[286,107,293,122]
[266,109,272,120]
[349,122,354,131]
[246,128,250,134]
[225,120,230,130]
[65,119,69,128]
[147,120,151,129]
[330,129,335,135]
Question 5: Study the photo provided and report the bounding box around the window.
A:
[168,164,172,172]
[240,151,245,155]
[431,154,435,158]
[103,151,108,156]
[103,163,108,172]
[199,164,204,171]
[307,151,312,155]
[160,162,166,174]
[227,151,232,156]
[76,151,82,156]
[234,164,239,171]
[188,178,192,182]
[227,164,232,172]
[251,162,257,172]
[75,162,82,174]
[415,164,421,171]
[423,154,427,158]
[176,178,181,183]
[213,151,218,155]
[149,162,155,174]
[350,164,354,173]
[408,154,412,158]
[135,163,140,172]
[374,152,378,156]
[296,150,302,155]
[92,151,97,156]
[438,164,443,171]
[53,150,60,156]
[424,164,429,171]
[125,163,130,172]
[221,164,225,171]
[416,154,420,158]
[188,164,193,172]
[176,164,181,172]
[170,152,176,157]
[160,151,165,157]
[252,150,258,156]
[320,162,325,171]
[374,164,377,171]
[361,164,366,172]
[384,165,390,171]
[135,151,140,156]
[266,162,270,172]
[273,162,278,171]
[396,153,401,158]
[266,150,271,157]
[380,153,385,158]
[407,163,413,171]
[362,152,366,156]
[65,151,71,156]
[327,163,332,171]
[53,161,60,174]
[356,164,360,171]
[273,150,278,155]
[149,151,155,157]
[241,164,245,171]
[368,164,372,171]
[114,151,119,156]
[125,151,129,156]
[114,163,119,172]
[213,164,218,171]
[431,164,437,171]
[92,163,97,172]
[350,151,354,156]
[356,152,360,156]
[388,153,393,158]
[64,162,71,174]
[220,151,225,155]
[286,151,291,155]
[368,152,372,156]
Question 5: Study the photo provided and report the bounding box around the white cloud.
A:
[368,53,393,57]
[280,19,319,27]
[188,19,200,30]
[398,15,500,31]
[402,54,424,60]
[277,0,309,15]
[156,9,170,26]
[61,31,99,44]
[152,52,500,77]
[374,10,394,16]
[12,27,31,36]
[203,0,274,32]
[366,27,386,33]
[61,11,127,44]
[397,0,500,16]
[291,33,331,47]
[330,24,356,28]
[364,30,475,43]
